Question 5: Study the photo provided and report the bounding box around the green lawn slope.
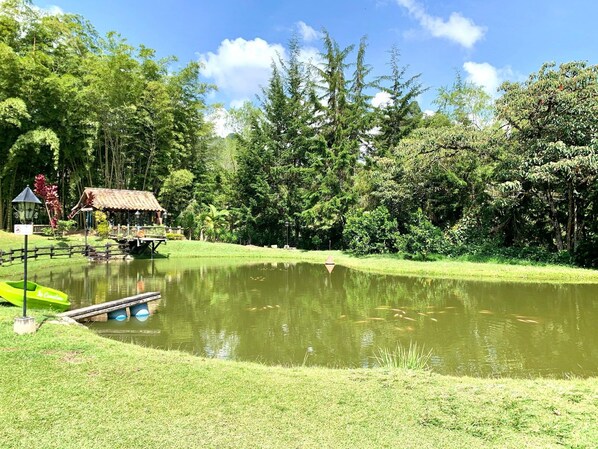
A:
[0,307,596,449]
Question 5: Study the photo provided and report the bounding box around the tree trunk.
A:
[546,190,564,251]
[566,182,575,253]
[0,179,4,230]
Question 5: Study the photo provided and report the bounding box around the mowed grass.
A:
[2,230,598,283]
[162,240,598,284]
[0,307,596,449]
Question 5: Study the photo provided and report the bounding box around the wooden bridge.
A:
[58,292,161,322]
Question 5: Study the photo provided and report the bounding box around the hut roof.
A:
[72,188,164,214]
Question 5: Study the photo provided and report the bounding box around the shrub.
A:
[57,220,76,234]
[343,207,401,255]
[95,211,110,239]
[403,209,444,260]
[166,233,185,241]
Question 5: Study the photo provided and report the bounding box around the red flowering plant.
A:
[33,174,62,230]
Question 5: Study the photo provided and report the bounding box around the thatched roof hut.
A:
[70,188,165,224]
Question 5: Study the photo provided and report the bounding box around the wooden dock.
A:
[58,292,161,321]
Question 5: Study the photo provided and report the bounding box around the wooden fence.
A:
[0,243,123,266]
[31,224,184,237]
[109,225,183,239]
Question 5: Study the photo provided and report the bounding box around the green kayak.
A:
[0,280,70,311]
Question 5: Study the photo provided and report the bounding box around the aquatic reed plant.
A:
[373,341,432,370]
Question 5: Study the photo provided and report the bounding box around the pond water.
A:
[32,259,598,378]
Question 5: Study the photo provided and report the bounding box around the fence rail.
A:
[31,224,184,237]
[108,225,183,239]
[0,243,123,266]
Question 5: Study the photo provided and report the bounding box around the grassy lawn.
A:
[162,239,598,284]
[1,232,597,447]
[0,306,596,449]
[2,230,598,283]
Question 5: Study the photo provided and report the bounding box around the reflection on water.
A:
[31,259,598,378]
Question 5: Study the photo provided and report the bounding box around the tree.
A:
[33,173,61,230]
[435,71,494,128]
[496,61,598,254]
[301,33,372,248]
[372,46,425,156]
[158,169,195,218]
[200,204,230,242]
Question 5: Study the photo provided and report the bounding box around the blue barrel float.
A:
[130,303,150,320]
[107,308,127,321]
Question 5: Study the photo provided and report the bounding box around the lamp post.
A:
[162,211,168,227]
[135,210,141,228]
[12,186,41,334]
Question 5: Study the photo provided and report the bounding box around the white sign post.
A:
[14,224,33,236]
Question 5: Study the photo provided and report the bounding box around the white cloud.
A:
[0,1,63,17]
[396,0,486,48]
[298,46,325,71]
[463,61,514,96]
[296,21,321,42]
[207,107,231,138]
[371,91,392,108]
[199,38,286,101]
[229,98,249,109]
[40,5,64,16]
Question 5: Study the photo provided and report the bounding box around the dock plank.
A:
[58,292,161,321]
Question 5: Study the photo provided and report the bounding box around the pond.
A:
[32,259,598,378]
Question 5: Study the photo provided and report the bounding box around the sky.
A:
[33,0,597,133]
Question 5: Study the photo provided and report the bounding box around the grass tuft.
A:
[374,341,432,370]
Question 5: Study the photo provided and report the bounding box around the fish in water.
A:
[391,308,405,313]
[368,317,386,321]
[430,317,438,322]
[516,318,539,324]
[339,315,347,319]
[375,306,390,310]
[402,316,416,322]
[417,312,427,317]
[479,310,493,315]
[354,320,368,324]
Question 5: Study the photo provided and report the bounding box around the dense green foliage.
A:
[1,1,597,266]
[343,206,400,255]
[0,0,213,231]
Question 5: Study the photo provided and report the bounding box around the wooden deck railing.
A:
[109,225,183,239]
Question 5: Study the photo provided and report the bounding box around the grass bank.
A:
[0,306,596,449]
[2,231,598,283]
[160,240,598,284]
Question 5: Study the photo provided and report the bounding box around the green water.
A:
[33,259,598,377]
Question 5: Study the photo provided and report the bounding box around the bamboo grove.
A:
[1,1,597,266]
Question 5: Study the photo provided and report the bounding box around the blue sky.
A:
[35,0,597,117]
